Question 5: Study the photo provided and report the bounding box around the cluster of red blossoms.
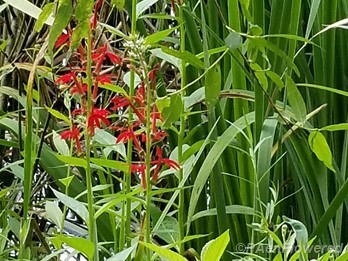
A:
[56,0,179,188]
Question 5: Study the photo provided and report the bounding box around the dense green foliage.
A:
[1,0,348,260]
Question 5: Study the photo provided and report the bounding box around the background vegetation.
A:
[1,0,348,260]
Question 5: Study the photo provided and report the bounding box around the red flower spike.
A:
[116,127,143,153]
[131,163,147,189]
[87,108,111,135]
[96,75,112,85]
[55,32,71,48]
[60,126,82,153]
[152,146,163,182]
[148,63,160,86]
[55,72,74,84]
[72,108,84,116]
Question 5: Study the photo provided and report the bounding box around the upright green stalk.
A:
[178,2,186,255]
[86,29,98,261]
[123,0,137,252]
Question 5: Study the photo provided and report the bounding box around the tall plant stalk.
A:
[178,2,186,255]
[85,29,99,261]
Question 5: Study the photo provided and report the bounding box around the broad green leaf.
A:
[70,0,94,50]
[192,205,254,222]
[250,63,268,90]
[151,48,181,68]
[52,188,89,224]
[183,87,205,111]
[225,32,242,50]
[106,243,138,261]
[45,201,63,229]
[0,187,11,199]
[321,123,348,131]
[4,0,54,25]
[162,47,205,69]
[59,176,74,187]
[266,71,284,90]
[35,2,54,32]
[273,253,283,261]
[92,128,127,159]
[336,251,348,261]
[136,0,159,18]
[111,0,125,10]
[162,93,182,128]
[286,76,306,124]
[52,130,69,156]
[308,131,335,172]
[156,96,171,113]
[205,64,221,108]
[123,72,141,88]
[90,158,129,173]
[9,165,24,180]
[145,27,178,45]
[50,235,94,260]
[186,112,255,232]
[283,216,308,247]
[99,22,128,39]
[48,0,72,52]
[139,242,187,261]
[201,230,230,261]
[99,83,129,97]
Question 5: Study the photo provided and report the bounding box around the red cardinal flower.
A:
[60,126,82,153]
[92,44,122,72]
[55,31,71,48]
[88,108,110,135]
[116,125,143,153]
[152,146,180,182]
[131,163,146,189]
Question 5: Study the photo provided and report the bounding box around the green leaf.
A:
[99,83,129,97]
[186,112,255,232]
[266,71,284,90]
[286,75,307,124]
[201,230,230,261]
[50,235,94,260]
[90,158,129,173]
[52,188,89,224]
[283,216,308,247]
[99,22,128,39]
[5,0,54,25]
[145,27,178,45]
[45,201,63,229]
[205,64,221,108]
[92,128,127,159]
[70,0,94,50]
[321,123,348,131]
[136,0,160,18]
[161,47,205,69]
[34,2,54,32]
[162,93,182,128]
[151,48,181,68]
[52,130,69,156]
[139,242,188,261]
[106,243,138,261]
[48,0,72,52]
[308,131,335,172]
[250,63,268,90]
[225,32,242,50]
[192,205,254,221]
[156,96,171,113]
[111,0,125,10]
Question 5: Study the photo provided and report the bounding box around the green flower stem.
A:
[125,0,138,253]
[178,3,186,255]
[86,29,98,261]
[140,59,152,261]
